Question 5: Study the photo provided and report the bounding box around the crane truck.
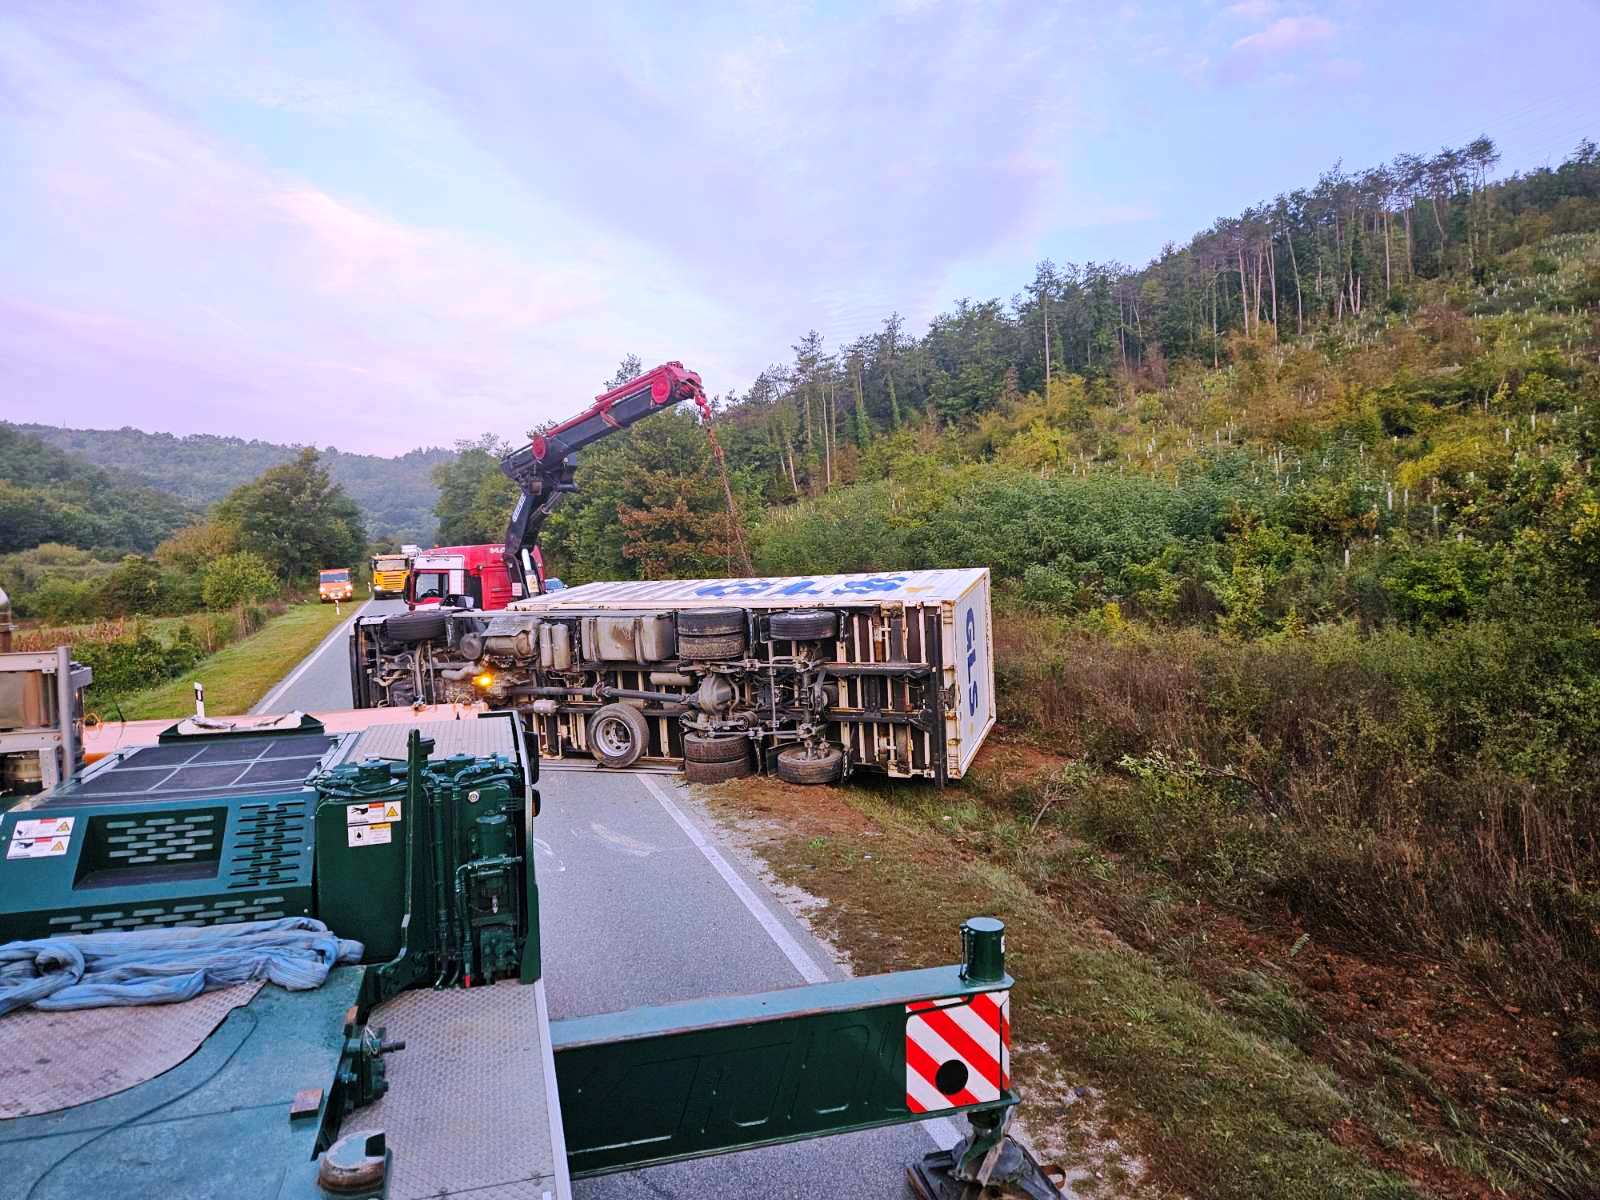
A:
[0,361,1038,1196]
[348,363,996,785]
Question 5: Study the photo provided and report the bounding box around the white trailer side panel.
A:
[510,569,989,612]
[512,569,996,780]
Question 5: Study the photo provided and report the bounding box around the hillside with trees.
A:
[528,137,1600,593]
[5,449,364,622]
[431,136,1600,1198]
[0,424,195,554]
[7,423,451,545]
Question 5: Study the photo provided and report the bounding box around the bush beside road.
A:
[102,599,351,721]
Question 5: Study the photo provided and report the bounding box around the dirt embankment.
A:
[696,733,1599,1200]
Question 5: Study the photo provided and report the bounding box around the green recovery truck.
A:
[0,709,1062,1199]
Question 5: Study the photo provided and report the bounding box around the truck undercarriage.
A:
[348,572,994,784]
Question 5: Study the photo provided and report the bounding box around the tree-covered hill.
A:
[0,424,196,554]
[530,136,1600,598]
[8,424,452,546]
[510,140,1600,1196]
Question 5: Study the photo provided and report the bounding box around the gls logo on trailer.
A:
[692,573,911,599]
[965,607,980,716]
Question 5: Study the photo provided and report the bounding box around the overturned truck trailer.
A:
[350,568,995,785]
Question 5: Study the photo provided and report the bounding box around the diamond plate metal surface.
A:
[0,980,262,1118]
[363,981,558,1198]
[344,717,518,766]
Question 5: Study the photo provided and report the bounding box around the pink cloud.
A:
[1217,13,1336,82]
[1232,15,1335,55]
[274,188,598,331]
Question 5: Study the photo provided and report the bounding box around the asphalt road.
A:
[257,620,959,1195]
[251,596,407,714]
[540,766,957,1199]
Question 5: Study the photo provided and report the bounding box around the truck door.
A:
[480,561,513,610]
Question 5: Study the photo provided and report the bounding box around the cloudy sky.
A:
[2,1,1597,454]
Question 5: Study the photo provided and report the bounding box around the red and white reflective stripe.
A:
[904,989,1010,1113]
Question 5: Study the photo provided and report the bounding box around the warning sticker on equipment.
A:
[7,816,76,860]
[904,990,1010,1114]
[346,801,401,826]
[347,823,393,848]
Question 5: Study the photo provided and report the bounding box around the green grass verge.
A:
[707,780,1420,1200]
[111,601,351,720]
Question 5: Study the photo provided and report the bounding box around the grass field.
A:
[108,600,349,721]
[14,614,194,651]
[703,750,1598,1200]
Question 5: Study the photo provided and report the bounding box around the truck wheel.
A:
[776,745,844,785]
[383,611,448,643]
[677,608,745,636]
[768,610,838,640]
[678,631,745,660]
[684,755,753,784]
[683,732,750,764]
[588,703,650,768]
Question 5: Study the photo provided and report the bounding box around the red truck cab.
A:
[404,544,519,611]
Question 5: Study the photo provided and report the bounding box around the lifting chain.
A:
[692,390,755,576]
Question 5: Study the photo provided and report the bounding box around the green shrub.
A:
[1379,540,1492,627]
[76,631,202,697]
[752,480,916,576]
[201,551,278,610]
[98,555,170,615]
[21,575,100,623]
[996,608,1600,1006]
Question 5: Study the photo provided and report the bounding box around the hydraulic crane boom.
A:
[500,361,707,595]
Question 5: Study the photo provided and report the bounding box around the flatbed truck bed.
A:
[1,706,1062,1200]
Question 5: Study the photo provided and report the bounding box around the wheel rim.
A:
[593,715,637,758]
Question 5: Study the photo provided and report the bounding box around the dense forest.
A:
[4,447,368,621]
[0,424,196,554]
[9,423,452,545]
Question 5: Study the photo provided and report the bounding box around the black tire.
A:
[776,744,844,785]
[677,608,745,636]
[683,732,751,764]
[678,631,745,660]
[768,609,838,640]
[383,610,448,643]
[588,703,650,768]
[684,755,754,784]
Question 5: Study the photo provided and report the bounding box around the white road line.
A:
[635,770,966,1152]
[637,773,829,985]
[252,599,374,714]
